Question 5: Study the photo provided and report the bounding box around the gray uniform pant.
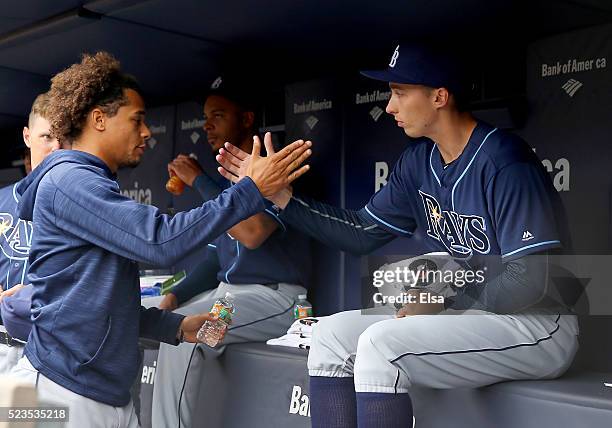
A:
[0,326,24,376]
[149,282,305,428]
[307,309,579,393]
[10,356,139,428]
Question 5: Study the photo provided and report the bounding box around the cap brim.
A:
[360,68,421,85]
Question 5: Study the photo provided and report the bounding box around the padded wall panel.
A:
[521,23,612,372]
[522,23,612,253]
[193,343,311,428]
[285,79,343,315]
[411,370,612,427]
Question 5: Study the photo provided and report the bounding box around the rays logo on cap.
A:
[210,76,223,89]
[389,45,400,68]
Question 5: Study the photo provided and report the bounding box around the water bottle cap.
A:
[298,294,307,300]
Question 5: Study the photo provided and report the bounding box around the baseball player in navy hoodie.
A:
[9,52,311,428]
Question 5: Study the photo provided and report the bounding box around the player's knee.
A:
[354,326,404,391]
[355,323,389,364]
[308,317,340,360]
[307,316,353,373]
[310,313,352,348]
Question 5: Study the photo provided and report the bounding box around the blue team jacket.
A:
[17,150,264,406]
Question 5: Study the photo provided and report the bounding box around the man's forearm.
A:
[192,173,225,201]
[448,253,550,313]
[139,306,185,344]
[56,176,265,267]
[192,173,278,248]
[279,196,395,255]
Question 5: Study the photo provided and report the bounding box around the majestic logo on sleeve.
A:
[419,191,490,258]
[0,213,33,260]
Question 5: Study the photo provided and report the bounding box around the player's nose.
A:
[385,96,398,115]
[142,123,152,140]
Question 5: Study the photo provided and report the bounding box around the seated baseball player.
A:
[0,92,62,375]
[217,43,579,428]
[150,79,312,428]
[9,52,311,428]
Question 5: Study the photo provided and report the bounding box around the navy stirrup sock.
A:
[356,392,413,428]
[310,376,357,428]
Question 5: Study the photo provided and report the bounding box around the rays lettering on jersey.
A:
[418,191,490,258]
[0,213,33,260]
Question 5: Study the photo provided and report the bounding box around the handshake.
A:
[167,132,309,206]
[215,132,310,207]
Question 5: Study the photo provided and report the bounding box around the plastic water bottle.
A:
[197,292,235,347]
[293,294,313,320]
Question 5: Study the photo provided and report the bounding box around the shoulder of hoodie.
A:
[43,161,119,194]
[477,127,542,173]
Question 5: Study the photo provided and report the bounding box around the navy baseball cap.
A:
[361,43,466,95]
[206,74,258,112]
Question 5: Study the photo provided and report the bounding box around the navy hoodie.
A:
[17,150,264,406]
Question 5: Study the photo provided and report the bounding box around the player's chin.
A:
[208,140,224,153]
[403,127,417,138]
[403,126,424,139]
[121,155,142,169]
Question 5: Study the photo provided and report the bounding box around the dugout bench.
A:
[134,339,612,428]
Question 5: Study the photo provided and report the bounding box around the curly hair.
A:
[46,51,140,144]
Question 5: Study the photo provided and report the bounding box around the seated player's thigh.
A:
[308,310,393,377]
[172,287,220,314]
[354,311,573,391]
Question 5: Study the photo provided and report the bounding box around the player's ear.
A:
[90,108,106,132]
[433,88,450,109]
[242,111,255,130]
[23,127,32,148]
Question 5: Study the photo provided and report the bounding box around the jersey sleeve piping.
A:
[363,205,414,236]
[501,240,561,261]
